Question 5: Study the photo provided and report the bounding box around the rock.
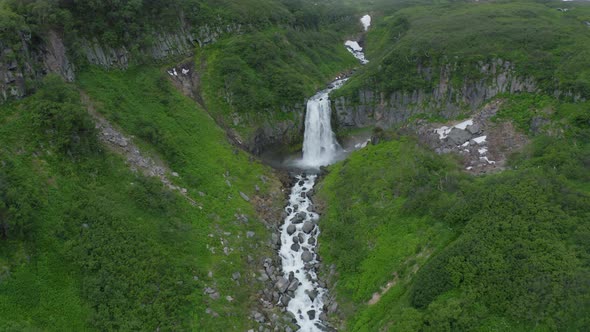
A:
[232,272,241,280]
[298,233,305,244]
[319,312,328,321]
[447,128,472,145]
[293,236,299,244]
[307,310,316,320]
[205,308,219,317]
[307,237,316,246]
[246,231,255,238]
[253,311,265,323]
[291,243,300,252]
[280,294,291,307]
[288,279,299,292]
[287,224,296,235]
[226,295,234,302]
[276,277,289,293]
[292,211,307,224]
[240,192,250,202]
[271,233,280,245]
[466,123,481,135]
[302,221,315,234]
[209,292,220,300]
[328,302,338,314]
[302,251,314,263]
[306,289,318,301]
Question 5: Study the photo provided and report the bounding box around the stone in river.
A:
[287,224,296,235]
[302,251,313,263]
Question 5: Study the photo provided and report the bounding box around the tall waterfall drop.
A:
[299,79,346,168]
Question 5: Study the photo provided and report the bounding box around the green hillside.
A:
[0,68,282,331]
[335,0,590,101]
[317,99,590,330]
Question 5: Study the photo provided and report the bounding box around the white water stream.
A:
[278,15,370,332]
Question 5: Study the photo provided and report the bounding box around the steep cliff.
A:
[80,24,242,69]
[333,59,537,130]
[0,30,74,103]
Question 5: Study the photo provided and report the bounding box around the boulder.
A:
[447,127,472,145]
[302,221,315,234]
[290,243,300,252]
[466,123,481,135]
[276,277,289,293]
[287,224,296,235]
[301,251,314,263]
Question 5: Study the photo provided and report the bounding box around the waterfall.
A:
[278,15,370,332]
[299,79,346,168]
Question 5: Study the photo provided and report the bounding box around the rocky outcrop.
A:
[80,24,242,69]
[250,105,306,155]
[333,59,537,130]
[1,30,75,103]
[1,22,243,103]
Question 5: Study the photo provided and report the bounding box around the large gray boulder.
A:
[447,127,472,145]
[301,251,313,263]
[302,221,315,234]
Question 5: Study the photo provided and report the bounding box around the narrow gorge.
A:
[275,16,370,331]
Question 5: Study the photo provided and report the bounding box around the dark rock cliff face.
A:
[81,24,242,69]
[0,30,75,103]
[0,24,241,103]
[250,105,306,155]
[333,59,537,130]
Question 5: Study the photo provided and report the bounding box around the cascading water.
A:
[299,79,347,168]
[278,15,370,332]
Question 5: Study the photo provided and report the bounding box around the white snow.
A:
[345,40,369,64]
[473,136,487,144]
[454,119,473,130]
[434,119,473,140]
[480,156,496,164]
[478,147,488,155]
[181,68,189,75]
[345,40,363,52]
[461,142,470,147]
[466,166,473,170]
[361,15,371,31]
[173,68,178,76]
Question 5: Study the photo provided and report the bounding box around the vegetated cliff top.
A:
[336,0,590,99]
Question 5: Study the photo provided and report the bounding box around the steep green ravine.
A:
[0,68,284,331]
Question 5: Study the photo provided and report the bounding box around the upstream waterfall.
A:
[278,15,370,332]
[299,79,347,168]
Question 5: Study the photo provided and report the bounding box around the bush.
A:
[26,75,99,158]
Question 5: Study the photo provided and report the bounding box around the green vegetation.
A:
[198,27,358,140]
[335,0,590,101]
[317,98,590,330]
[0,67,281,330]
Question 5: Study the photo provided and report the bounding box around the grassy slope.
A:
[0,67,281,331]
[335,0,590,101]
[317,99,590,331]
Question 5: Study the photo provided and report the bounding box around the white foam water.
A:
[279,175,326,331]
[299,79,347,169]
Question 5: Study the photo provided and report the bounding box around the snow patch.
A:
[480,156,496,164]
[473,136,487,144]
[361,15,371,31]
[434,119,473,140]
[478,147,488,155]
